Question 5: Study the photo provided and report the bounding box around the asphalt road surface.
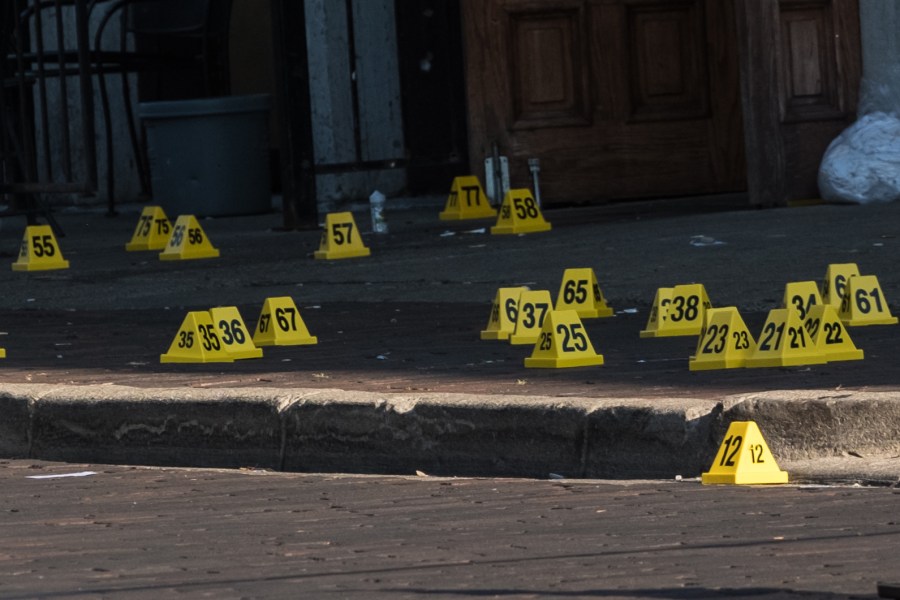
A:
[1,459,898,599]
[1,303,898,399]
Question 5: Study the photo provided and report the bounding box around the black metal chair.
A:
[91,0,232,214]
[0,0,231,227]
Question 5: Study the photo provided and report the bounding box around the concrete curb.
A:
[1,384,899,481]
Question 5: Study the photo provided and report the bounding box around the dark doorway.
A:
[395,0,469,194]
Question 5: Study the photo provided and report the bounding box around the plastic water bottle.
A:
[369,190,388,234]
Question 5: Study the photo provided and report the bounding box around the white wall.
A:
[304,0,406,212]
[32,4,142,207]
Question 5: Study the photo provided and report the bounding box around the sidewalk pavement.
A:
[1,196,899,484]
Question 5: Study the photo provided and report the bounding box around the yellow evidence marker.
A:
[783,281,822,324]
[804,304,863,362]
[490,189,551,235]
[159,215,220,260]
[209,306,262,360]
[555,268,613,318]
[640,287,673,337]
[820,263,860,308]
[480,286,527,340]
[640,283,711,338]
[252,296,318,346]
[524,310,604,368]
[702,421,788,485]
[745,306,826,368]
[160,311,234,364]
[838,274,898,326]
[439,176,497,221]
[689,307,756,371]
[314,212,371,259]
[12,224,69,271]
[508,289,554,345]
[125,205,172,251]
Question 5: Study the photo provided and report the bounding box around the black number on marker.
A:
[701,324,729,354]
[198,324,220,351]
[750,444,765,463]
[804,318,820,338]
[791,293,816,320]
[275,307,297,331]
[538,332,552,351]
[461,185,481,207]
[218,319,246,345]
[170,225,184,246]
[670,295,700,322]
[855,288,883,314]
[834,274,847,301]
[823,322,843,344]
[505,298,518,323]
[31,235,55,257]
[138,215,152,236]
[788,326,806,349]
[556,323,588,352]
[563,279,588,304]
[758,322,785,351]
[513,197,539,219]
[732,330,750,350]
[719,434,743,467]
[177,330,194,348]
[521,302,549,329]
[332,222,354,245]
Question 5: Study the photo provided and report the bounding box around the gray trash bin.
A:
[139,94,272,217]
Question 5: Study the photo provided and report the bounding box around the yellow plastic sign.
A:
[12,225,69,271]
[804,304,863,362]
[252,296,318,346]
[524,310,604,368]
[820,263,860,308]
[125,205,172,251]
[0,347,6,359]
[490,189,551,235]
[439,176,497,221]
[209,306,262,360]
[745,306,826,368]
[314,212,371,259]
[640,284,711,338]
[702,421,788,485]
[639,287,673,338]
[555,268,613,318]
[689,307,756,371]
[783,281,822,323]
[159,215,220,260]
[508,290,554,345]
[480,287,527,340]
[838,274,898,326]
[160,311,234,363]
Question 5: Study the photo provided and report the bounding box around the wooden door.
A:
[462,0,747,205]
[735,0,861,206]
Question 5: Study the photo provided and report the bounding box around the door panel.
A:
[736,0,860,205]
[625,0,709,122]
[508,6,591,127]
[462,0,746,204]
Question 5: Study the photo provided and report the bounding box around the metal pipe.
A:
[528,158,541,208]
